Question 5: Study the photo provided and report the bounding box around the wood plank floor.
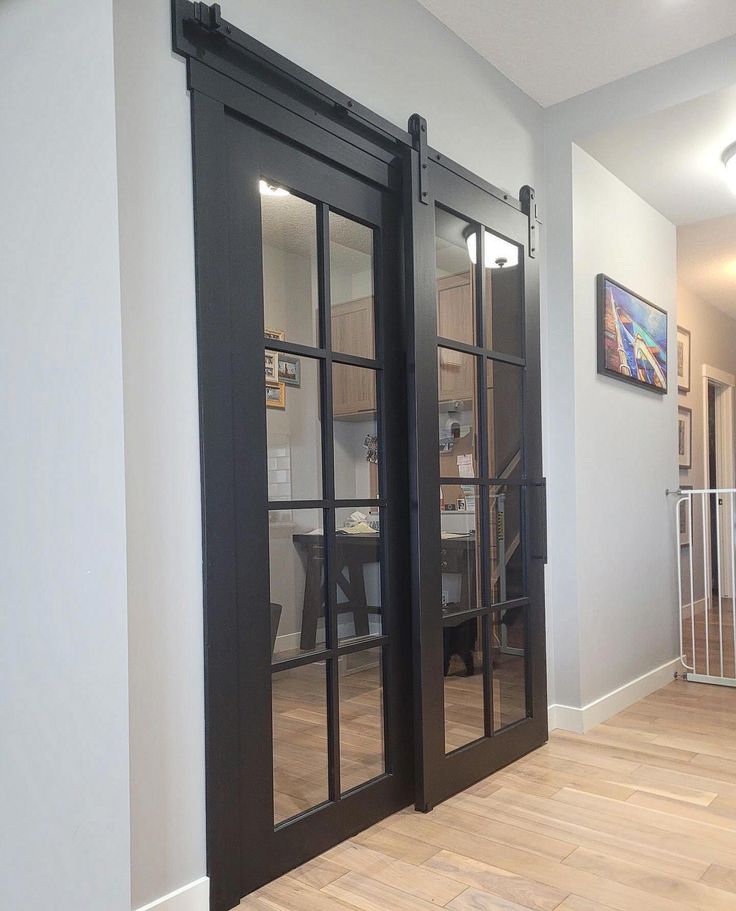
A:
[244,679,736,911]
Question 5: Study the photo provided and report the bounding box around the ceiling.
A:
[579,84,736,226]
[678,215,736,315]
[415,0,736,107]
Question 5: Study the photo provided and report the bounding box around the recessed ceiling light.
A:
[721,142,736,193]
[259,179,290,197]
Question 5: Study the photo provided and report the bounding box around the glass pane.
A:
[334,506,382,644]
[269,508,326,662]
[483,230,523,356]
[487,359,523,479]
[435,208,476,345]
[492,608,528,731]
[330,213,375,359]
[439,349,478,478]
[444,615,485,752]
[272,662,329,824]
[261,184,319,348]
[333,365,378,499]
[439,493,480,617]
[266,356,322,501]
[489,485,525,604]
[339,646,385,792]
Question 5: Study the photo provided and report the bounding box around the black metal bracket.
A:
[193,0,223,30]
[519,185,540,259]
[408,114,429,205]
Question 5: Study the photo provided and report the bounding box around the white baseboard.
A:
[135,877,209,911]
[548,657,682,734]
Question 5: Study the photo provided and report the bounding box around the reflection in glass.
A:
[483,231,523,356]
[489,485,525,604]
[444,615,485,753]
[339,647,385,792]
[438,348,478,477]
[272,662,330,823]
[492,608,528,731]
[435,207,476,345]
[261,186,319,348]
[330,213,375,359]
[487,360,523,479]
[333,365,378,499]
[266,356,322,502]
[439,495,480,619]
[269,508,326,662]
[334,507,382,644]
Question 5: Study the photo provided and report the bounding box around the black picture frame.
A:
[596,274,668,394]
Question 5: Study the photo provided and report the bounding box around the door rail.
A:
[673,487,736,688]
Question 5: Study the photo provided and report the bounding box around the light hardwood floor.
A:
[247,679,736,910]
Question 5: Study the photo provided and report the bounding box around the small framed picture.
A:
[264,327,285,342]
[277,354,301,387]
[456,497,467,512]
[679,485,693,547]
[678,406,692,469]
[264,350,277,381]
[677,325,691,393]
[266,381,286,409]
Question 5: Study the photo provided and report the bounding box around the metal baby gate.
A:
[675,488,736,687]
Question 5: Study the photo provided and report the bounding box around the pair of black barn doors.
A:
[174,4,547,910]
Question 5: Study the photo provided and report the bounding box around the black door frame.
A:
[173,4,547,910]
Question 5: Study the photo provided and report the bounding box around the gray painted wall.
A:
[572,146,679,706]
[0,1,131,909]
[113,0,544,906]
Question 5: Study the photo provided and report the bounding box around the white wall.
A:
[112,0,543,906]
[572,147,679,706]
[0,2,131,910]
[542,38,736,717]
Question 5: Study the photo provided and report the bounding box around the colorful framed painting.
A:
[677,325,691,393]
[678,406,692,469]
[597,274,667,394]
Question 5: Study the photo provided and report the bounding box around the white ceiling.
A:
[678,215,736,315]
[579,84,736,226]
[416,0,736,107]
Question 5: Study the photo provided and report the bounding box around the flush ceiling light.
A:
[722,142,736,193]
[465,229,519,269]
[259,179,290,197]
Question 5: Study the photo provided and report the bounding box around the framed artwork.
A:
[277,354,301,387]
[676,325,691,393]
[456,497,467,512]
[265,381,286,409]
[597,274,667,394]
[264,350,277,381]
[678,406,692,469]
[265,327,285,342]
[679,485,693,547]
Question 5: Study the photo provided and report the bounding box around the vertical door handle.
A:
[531,478,547,564]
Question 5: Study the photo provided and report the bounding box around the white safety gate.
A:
[675,488,736,687]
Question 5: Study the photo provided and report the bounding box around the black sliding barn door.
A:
[406,141,548,810]
[176,5,547,909]
[190,74,412,909]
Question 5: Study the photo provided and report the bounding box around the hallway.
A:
[242,681,736,910]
